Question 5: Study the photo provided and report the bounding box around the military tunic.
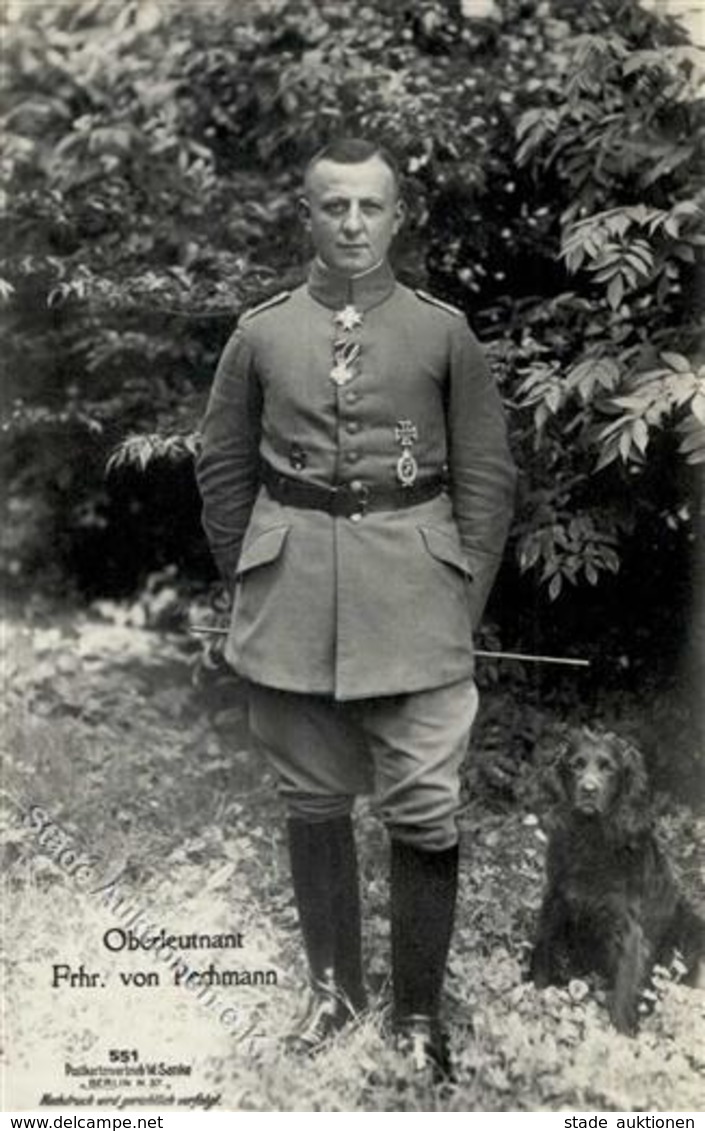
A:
[196,258,516,701]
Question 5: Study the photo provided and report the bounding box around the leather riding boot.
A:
[390,839,459,1079]
[330,816,366,1014]
[285,816,366,1054]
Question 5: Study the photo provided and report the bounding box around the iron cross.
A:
[395,420,418,448]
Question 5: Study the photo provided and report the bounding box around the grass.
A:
[2,611,704,1111]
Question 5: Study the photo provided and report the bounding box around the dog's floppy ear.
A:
[609,733,650,842]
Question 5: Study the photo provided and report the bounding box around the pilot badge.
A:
[395,420,419,487]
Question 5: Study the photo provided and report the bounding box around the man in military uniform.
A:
[196,138,516,1075]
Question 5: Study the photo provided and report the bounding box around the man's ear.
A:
[298,196,312,230]
[393,198,406,235]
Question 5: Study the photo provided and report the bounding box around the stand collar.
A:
[307,258,396,311]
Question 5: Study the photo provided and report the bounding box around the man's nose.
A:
[341,204,364,235]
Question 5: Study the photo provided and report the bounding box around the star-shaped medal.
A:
[334,305,363,332]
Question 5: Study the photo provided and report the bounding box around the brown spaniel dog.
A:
[530,726,704,1033]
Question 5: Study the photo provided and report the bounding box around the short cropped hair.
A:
[304,137,401,193]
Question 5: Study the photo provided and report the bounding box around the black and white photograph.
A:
[2,0,704,1115]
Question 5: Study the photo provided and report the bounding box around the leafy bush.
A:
[2,0,703,669]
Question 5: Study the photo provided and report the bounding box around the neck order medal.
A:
[330,340,361,388]
[330,303,362,388]
[334,305,364,332]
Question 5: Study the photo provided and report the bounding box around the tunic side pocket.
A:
[235,525,290,577]
[418,525,473,580]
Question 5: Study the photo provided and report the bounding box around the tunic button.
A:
[350,513,362,523]
[345,451,360,463]
[346,420,360,434]
[350,479,364,493]
[345,391,358,404]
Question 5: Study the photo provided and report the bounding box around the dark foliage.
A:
[2,0,703,685]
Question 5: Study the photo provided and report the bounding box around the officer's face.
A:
[300,156,404,275]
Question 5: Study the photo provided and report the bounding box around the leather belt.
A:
[261,461,446,518]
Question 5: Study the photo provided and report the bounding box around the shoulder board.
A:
[241,291,291,320]
[415,289,463,317]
